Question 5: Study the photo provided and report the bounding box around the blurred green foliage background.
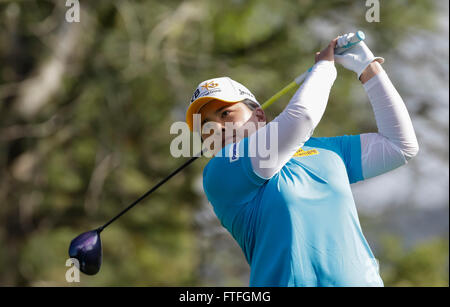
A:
[0,0,448,286]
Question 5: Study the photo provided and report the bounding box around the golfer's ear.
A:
[255,107,266,122]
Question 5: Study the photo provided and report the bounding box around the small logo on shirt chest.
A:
[293,148,319,157]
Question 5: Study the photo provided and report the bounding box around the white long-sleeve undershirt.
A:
[249,60,337,179]
[248,62,418,181]
[360,70,419,179]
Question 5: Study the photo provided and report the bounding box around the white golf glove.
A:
[334,33,384,79]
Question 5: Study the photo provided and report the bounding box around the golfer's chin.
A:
[221,136,234,148]
[216,130,257,155]
[214,130,261,157]
[216,136,233,154]
[207,136,236,157]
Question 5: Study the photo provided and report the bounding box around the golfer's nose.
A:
[212,121,225,133]
[215,120,225,131]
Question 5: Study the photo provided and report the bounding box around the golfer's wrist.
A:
[313,60,335,70]
[360,61,383,84]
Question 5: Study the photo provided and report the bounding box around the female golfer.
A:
[185,34,419,286]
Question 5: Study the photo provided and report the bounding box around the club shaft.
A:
[96,31,358,232]
[260,81,298,110]
[99,76,309,231]
[98,153,201,232]
[98,76,306,232]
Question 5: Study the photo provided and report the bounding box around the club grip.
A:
[334,30,365,55]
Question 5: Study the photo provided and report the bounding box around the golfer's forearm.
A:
[363,69,419,160]
[250,60,337,179]
[282,60,337,127]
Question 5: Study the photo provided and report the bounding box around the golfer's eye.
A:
[221,110,231,118]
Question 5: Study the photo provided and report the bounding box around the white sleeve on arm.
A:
[249,60,337,179]
[360,70,419,179]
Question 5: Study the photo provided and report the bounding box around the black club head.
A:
[68,229,102,275]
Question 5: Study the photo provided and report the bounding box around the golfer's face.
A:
[198,101,254,147]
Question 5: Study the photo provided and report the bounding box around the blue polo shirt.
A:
[203,135,383,287]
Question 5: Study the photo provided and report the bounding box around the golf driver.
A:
[69,31,366,275]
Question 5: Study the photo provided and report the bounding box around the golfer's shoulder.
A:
[307,135,359,148]
[203,141,263,191]
[305,136,334,149]
[202,154,262,206]
[305,135,361,161]
[203,142,244,174]
[202,151,232,183]
[202,152,239,179]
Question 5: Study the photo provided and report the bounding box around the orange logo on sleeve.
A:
[293,148,319,157]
